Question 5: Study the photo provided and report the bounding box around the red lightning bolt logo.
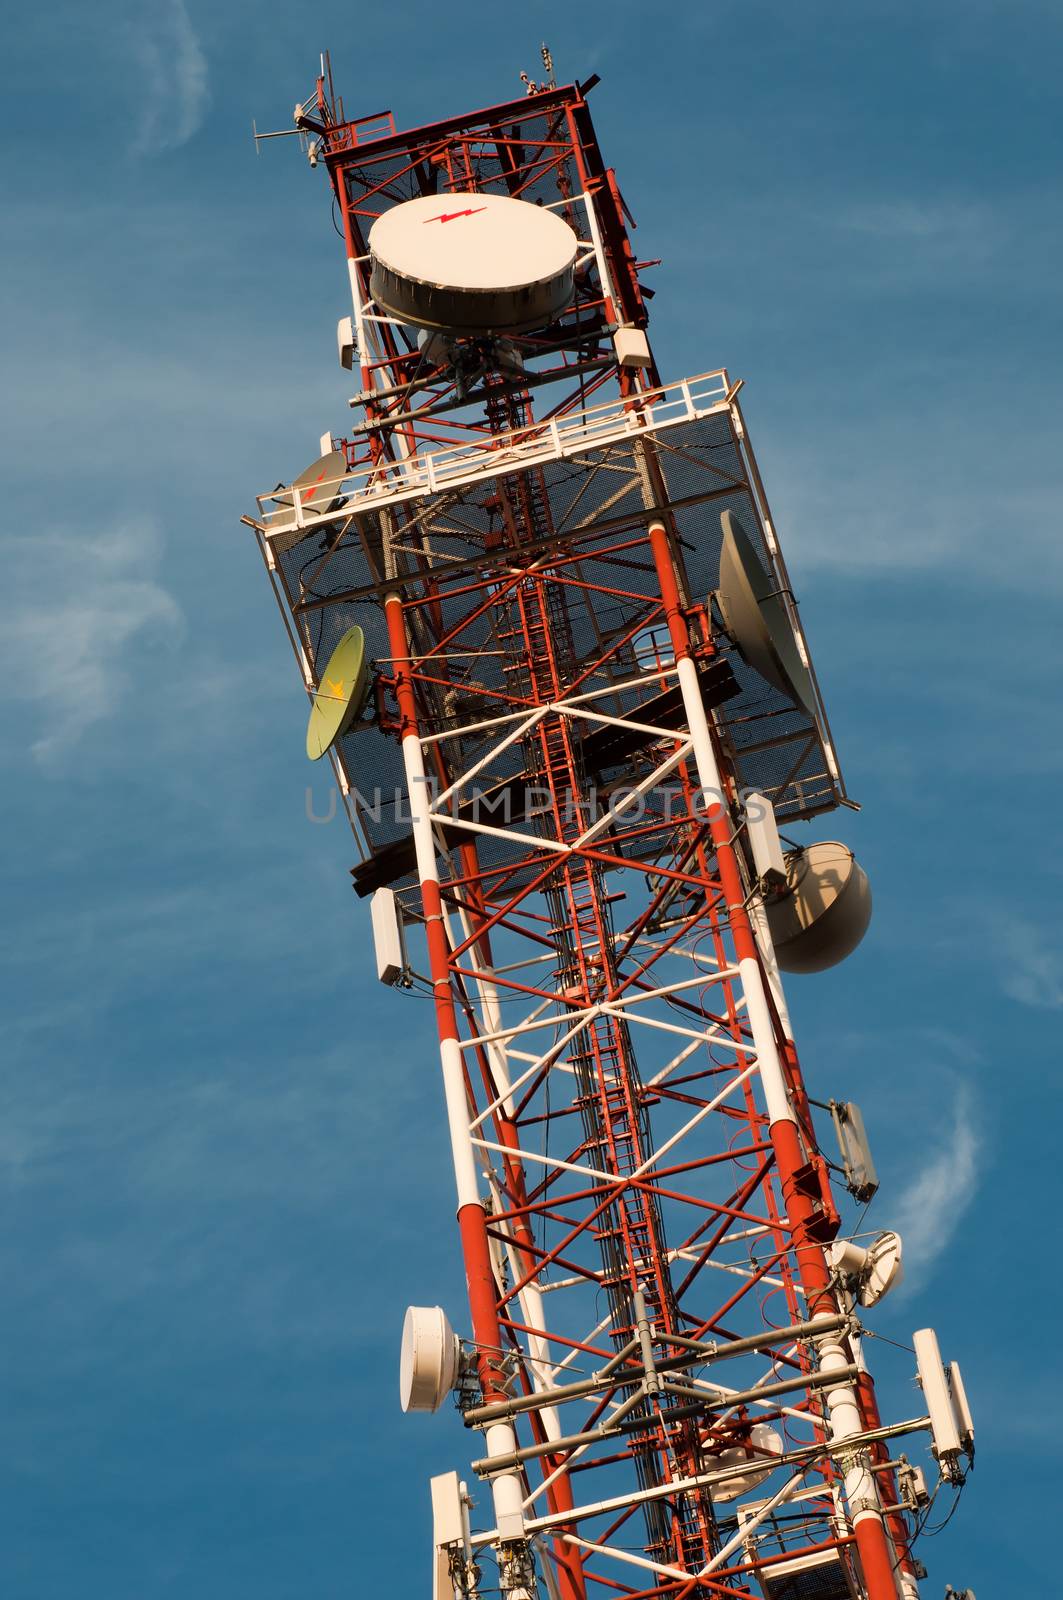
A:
[303,465,329,501]
[425,206,488,224]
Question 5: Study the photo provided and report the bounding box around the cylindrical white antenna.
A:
[948,1360,975,1449]
[914,1327,962,1460]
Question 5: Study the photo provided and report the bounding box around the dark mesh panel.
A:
[763,1559,854,1598]
[343,109,586,223]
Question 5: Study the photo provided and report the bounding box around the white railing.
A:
[257,368,732,540]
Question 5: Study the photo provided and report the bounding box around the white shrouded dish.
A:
[399,1304,460,1413]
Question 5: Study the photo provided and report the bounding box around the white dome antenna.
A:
[710,1423,784,1502]
[763,841,873,974]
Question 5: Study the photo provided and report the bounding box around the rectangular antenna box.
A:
[371,887,406,985]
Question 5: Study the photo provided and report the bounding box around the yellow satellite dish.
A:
[306,626,370,761]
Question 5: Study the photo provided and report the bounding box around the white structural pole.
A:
[449,906,563,1441]
[749,892,793,1038]
[646,520,899,1600]
[386,590,526,1543]
[670,645,795,1126]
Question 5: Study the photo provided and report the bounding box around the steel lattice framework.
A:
[245,58,971,1600]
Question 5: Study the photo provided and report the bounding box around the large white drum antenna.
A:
[368,192,578,334]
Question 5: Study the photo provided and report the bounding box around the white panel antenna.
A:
[337,314,355,369]
[948,1360,975,1449]
[745,791,786,884]
[613,327,652,369]
[371,887,406,985]
[431,1474,479,1600]
[914,1327,973,1480]
[830,1100,879,1203]
[430,1470,468,1550]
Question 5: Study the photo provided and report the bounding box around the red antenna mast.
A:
[244,56,975,1600]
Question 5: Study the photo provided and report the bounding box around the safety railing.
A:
[256,368,733,540]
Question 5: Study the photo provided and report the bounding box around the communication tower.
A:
[244,53,976,1600]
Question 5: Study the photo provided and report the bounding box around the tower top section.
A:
[248,58,851,853]
[270,64,652,434]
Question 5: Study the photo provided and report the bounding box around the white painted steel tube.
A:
[455,913,563,1444]
[818,1325,897,1591]
[390,624,525,1540]
[750,893,793,1037]
[698,1467,809,1575]
[671,653,797,1128]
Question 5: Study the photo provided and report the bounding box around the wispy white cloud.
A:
[0,1034,440,1356]
[893,1082,980,1288]
[836,200,994,242]
[998,914,1063,1009]
[0,520,183,766]
[824,197,1005,289]
[766,433,1063,589]
[665,174,1062,589]
[130,0,208,156]
[671,174,1061,313]
[925,903,1063,1010]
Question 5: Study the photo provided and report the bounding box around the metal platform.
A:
[256,370,732,537]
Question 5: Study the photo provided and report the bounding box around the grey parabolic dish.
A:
[717,510,817,715]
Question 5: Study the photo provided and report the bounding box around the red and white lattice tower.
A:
[245,55,974,1600]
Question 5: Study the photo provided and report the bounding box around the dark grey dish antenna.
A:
[268,449,349,554]
[716,510,817,715]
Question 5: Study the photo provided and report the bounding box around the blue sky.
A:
[2,1,1060,1594]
